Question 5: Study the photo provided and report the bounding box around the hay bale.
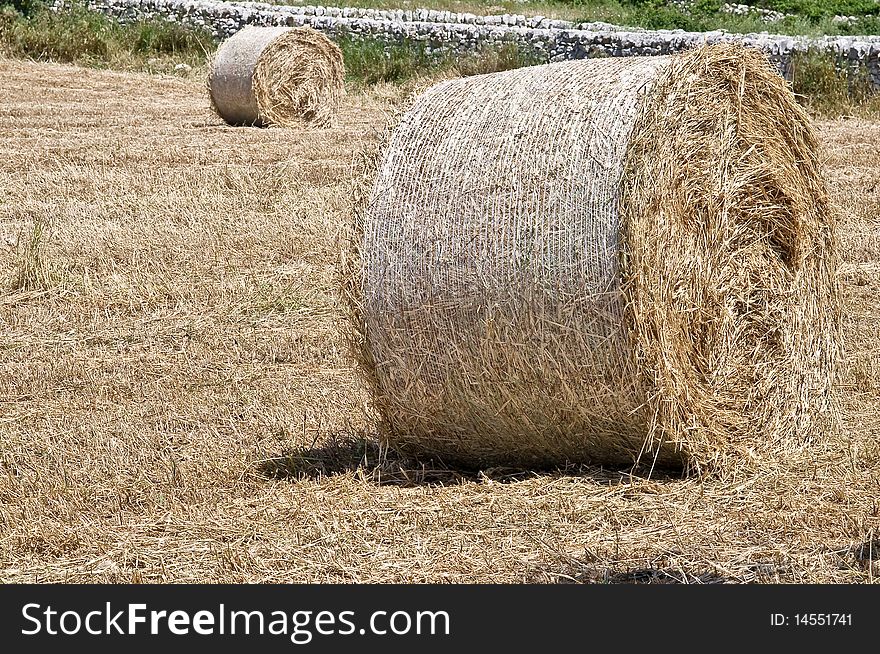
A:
[208,26,345,127]
[348,44,841,474]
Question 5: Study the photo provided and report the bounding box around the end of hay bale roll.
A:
[620,44,841,473]
[346,44,841,475]
[208,26,345,128]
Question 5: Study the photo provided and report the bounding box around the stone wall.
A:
[59,0,880,87]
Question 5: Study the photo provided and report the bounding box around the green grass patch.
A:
[0,2,215,73]
[454,41,549,76]
[575,0,880,35]
[337,34,439,84]
[337,34,548,85]
[790,48,880,116]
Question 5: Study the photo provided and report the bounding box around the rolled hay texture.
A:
[208,26,345,127]
[350,44,841,473]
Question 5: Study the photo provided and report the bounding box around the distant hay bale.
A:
[208,26,345,128]
[346,44,841,474]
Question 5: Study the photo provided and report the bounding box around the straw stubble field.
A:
[0,57,877,583]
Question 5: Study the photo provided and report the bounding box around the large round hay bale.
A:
[348,45,841,473]
[208,26,345,127]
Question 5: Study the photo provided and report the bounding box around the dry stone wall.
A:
[59,0,880,86]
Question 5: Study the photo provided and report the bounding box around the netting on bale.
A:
[346,45,841,474]
[208,26,345,128]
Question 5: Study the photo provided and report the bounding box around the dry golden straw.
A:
[346,44,842,474]
[208,26,345,128]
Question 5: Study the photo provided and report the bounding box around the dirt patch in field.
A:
[0,58,877,583]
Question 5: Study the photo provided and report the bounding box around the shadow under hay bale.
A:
[254,435,686,486]
[539,566,734,584]
[344,44,842,475]
[208,26,345,128]
[256,436,483,486]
